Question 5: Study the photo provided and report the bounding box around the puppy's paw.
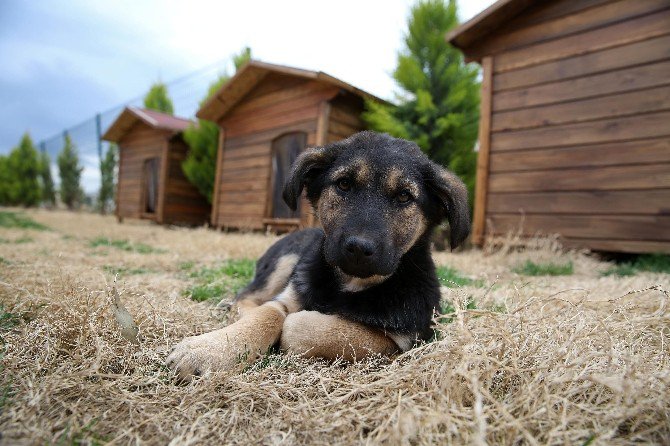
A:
[166,327,252,381]
[166,303,287,381]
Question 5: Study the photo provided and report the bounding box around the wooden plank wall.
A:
[116,124,166,220]
[214,73,339,229]
[162,136,211,225]
[326,94,366,144]
[479,0,670,253]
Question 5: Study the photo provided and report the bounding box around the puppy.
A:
[167,131,470,380]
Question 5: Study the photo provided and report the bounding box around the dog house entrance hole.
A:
[270,132,306,219]
[142,157,160,214]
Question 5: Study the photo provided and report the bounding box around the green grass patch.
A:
[435,266,484,288]
[0,256,9,265]
[0,236,34,244]
[0,304,21,332]
[102,265,153,276]
[179,261,195,271]
[0,211,48,231]
[602,253,670,277]
[185,259,255,302]
[513,260,574,276]
[54,419,107,446]
[244,346,292,372]
[89,237,165,254]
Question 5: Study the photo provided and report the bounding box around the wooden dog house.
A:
[197,60,385,231]
[103,107,211,225]
[448,0,670,253]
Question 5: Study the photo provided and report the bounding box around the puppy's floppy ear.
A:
[283,147,332,210]
[423,162,471,250]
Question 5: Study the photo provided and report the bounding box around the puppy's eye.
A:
[337,178,351,192]
[397,189,412,204]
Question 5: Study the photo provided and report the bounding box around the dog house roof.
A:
[196,59,388,122]
[446,0,536,54]
[102,107,192,143]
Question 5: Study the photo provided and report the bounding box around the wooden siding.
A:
[326,94,366,143]
[115,124,210,225]
[116,124,166,220]
[475,0,670,253]
[211,73,369,230]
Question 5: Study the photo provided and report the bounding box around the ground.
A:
[0,208,668,445]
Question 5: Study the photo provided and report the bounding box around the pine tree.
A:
[0,155,11,205]
[6,133,41,206]
[39,151,56,208]
[57,134,84,210]
[98,143,117,214]
[363,0,480,202]
[182,47,252,203]
[143,82,174,115]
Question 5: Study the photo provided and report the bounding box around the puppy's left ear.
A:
[283,147,332,210]
[423,162,471,250]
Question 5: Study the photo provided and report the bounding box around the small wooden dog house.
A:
[448,0,670,253]
[103,107,210,225]
[197,60,384,231]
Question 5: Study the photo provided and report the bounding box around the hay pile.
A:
[0,209,668,445]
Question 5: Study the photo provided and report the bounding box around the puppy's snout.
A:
[344,236,375,259]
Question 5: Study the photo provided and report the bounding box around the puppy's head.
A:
[283,131,470,278]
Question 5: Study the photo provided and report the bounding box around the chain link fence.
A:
[37,57,234,195]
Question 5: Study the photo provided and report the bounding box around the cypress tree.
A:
[182,47,252,203]
[363,0,480,203]
[7,133,41,206]
[57,134,84,210]
[98,143,117,214]
[39,150,56,208]
[143,82,174,115]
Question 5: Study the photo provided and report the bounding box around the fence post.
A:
[95,113,103,162]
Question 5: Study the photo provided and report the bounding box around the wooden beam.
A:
[211,128,226,227]
[157,139,170,224]
[473,56,493,246]
[306,101,332,227]
[115,146,125,222]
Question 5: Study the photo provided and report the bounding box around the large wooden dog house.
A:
[448,0,670,253]
[103,107,210,225]
[197,60,384,231]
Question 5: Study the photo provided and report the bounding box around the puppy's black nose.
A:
[344,236,375,258]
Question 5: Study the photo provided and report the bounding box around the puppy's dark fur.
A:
[236,131,470,346]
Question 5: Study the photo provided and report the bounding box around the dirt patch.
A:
[0,208,668,445]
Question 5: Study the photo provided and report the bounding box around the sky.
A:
[0,0,496,192]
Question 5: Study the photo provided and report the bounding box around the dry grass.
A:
[1,208,669,445]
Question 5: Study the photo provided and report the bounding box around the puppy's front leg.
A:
[167,300,291,381]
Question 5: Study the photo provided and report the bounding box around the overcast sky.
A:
[0,0,495,191]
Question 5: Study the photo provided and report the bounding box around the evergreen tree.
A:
[363,0,480,202]
[182,47,252,203]
[6,133,41,206]
[0,155,11,205]
[57,134,84,210]
[143,82,174,114]
[39,151,56,208]
[98,143,117,214]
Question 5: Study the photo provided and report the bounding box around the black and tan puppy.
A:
[167,131,469,380]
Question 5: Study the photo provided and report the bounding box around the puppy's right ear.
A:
[283,147,332,210]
